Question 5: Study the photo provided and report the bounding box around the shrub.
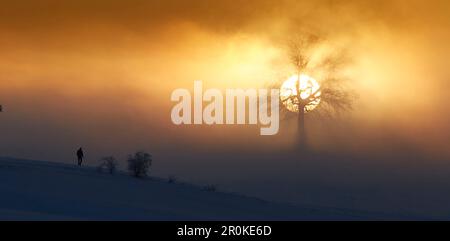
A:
[127,151,152,178]
[203,184,217,192]
[168,175,177,184]
[97,156,118,174]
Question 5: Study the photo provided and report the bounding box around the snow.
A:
[0,157,424,220]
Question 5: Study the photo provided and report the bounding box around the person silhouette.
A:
[76,147,84,166]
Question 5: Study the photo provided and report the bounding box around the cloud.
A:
[1,0,449,159]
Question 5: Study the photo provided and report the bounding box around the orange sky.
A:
[1,0,450,162]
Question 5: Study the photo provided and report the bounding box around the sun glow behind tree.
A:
[280,74,322,113]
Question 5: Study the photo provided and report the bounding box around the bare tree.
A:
[203,184,217,192]
[97,156,118,175]
[127,151,152,178]
[280,34,354,148]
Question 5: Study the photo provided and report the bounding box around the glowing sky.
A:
[1,0,450,187]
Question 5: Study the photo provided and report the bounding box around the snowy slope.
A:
[0,157,423,220]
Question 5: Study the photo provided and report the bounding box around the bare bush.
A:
[168,175,177,184]
[97,156,118,175]
[203,184,217,192]
[127,151,152,178]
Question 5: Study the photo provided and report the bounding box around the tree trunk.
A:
[296,72,307,150]
[298,105,306,149]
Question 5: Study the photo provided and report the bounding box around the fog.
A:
[1,0,449,217]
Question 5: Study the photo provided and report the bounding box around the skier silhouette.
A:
[76,147,84,166]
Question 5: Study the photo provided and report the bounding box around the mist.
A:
[1,0,450,217]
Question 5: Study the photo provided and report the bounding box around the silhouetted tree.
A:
[97,156,118,174]
[281,33,354,148]
[127,151,152,178]
[203,184,217,192]
[168,175,177,184]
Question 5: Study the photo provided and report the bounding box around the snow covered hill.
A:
[0,157,424,220]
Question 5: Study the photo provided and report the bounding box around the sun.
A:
[280,74,321,113]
